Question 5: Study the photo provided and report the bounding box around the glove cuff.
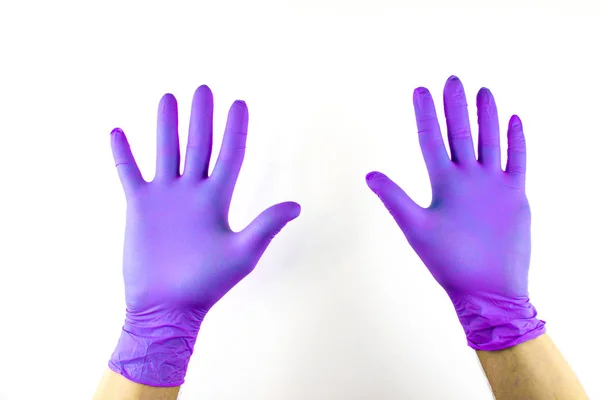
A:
[108,308,206,387]
[450,292,546,351]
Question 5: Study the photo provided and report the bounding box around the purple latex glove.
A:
[107,85,301,386]
[366,76,545,351]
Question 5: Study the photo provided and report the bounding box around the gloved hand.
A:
[366,76,545,351]
[108,85,301,386]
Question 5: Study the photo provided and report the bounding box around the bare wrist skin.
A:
[94,368,180,400]
[476,334,588,400]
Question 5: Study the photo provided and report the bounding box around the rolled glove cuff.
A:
[450,292,546,351]
[108,308,206,387]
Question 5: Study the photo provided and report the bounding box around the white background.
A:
[0,1,599,399]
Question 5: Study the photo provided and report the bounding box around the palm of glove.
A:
[122,181,253,314]
[409,165,531,299]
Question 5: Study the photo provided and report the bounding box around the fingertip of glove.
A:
[111,127,123,136]
[196,84,212,94]
[366,171,386,183]
[274,201,301,222]
[413,87,429,96]
[366,171,378,181]
[287,202,301,220]
[233,100,248,113]
[366,172,388,193]
[509,114,522,128]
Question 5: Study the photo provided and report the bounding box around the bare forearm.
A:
[93,368,180,400]
[476,333,587,400]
